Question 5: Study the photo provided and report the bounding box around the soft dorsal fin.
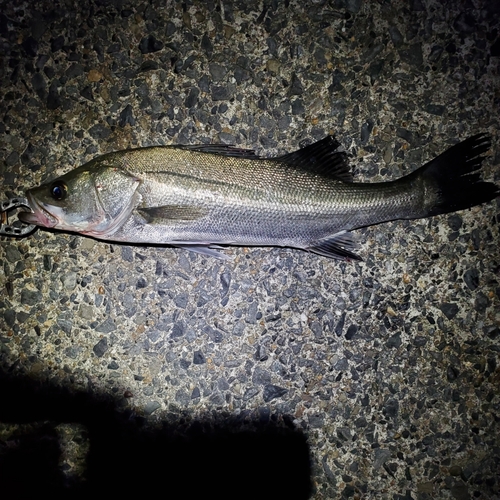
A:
[276,136,353,182]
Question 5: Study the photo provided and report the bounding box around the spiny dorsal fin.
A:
[277,136,353,183]
[177,144,258,158]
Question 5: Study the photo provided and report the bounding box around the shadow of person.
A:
[0,369,312,500]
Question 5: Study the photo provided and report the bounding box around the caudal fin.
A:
[417,134,498,216]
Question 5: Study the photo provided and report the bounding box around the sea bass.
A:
[19,134,498,260]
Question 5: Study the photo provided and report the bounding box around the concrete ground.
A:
[1,1,499,498]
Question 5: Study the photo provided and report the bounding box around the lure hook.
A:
[0,197,37,236]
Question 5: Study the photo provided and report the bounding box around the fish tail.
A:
[411,133,498,217]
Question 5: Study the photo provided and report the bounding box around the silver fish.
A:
[19,134,498,260]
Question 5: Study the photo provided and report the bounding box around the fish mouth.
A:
[18,192,58,228]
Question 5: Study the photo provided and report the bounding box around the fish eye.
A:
[50,181,68,201]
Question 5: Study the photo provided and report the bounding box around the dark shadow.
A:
[0,369,312,500]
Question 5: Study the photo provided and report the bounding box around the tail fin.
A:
[416,134,498,216]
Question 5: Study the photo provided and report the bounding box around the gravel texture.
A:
[1,1,500,499]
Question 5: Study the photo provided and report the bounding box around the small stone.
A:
[121,246,134,262]
[47,81,61,110]
[201,33,213,55]
[289,73,303,95]
[5,245,22,263]
[171,321,185,338]
[62,272,77,290]
[263,384,287,402]
[252,367,271,385]
[463,268,479,290]
[389,25,404,47]
[6,151,19,166]
[93,338,108,357]
[474,292,490,313]
[373,448,391,470]
[345,324,358,340]
[211,85,233,101]
[453,13,475,34]
[449,465,462,476]
[246,301,258,324]
[31,72,46,99]
[57,316,73,334]
[204,326,223,342]
[446,365,459,381]
[308,414,325,428]
[65,346,82,359]
[185,87,199,108]
[139,35,164,54]
[345,0,362,13]
[386,332,402,348]
[65,63,84,79]
[119,104,135,127]
[136,277,147,289]
[193,350,205,364]
[51,35,64,52]
[425,104,445,116]
[440,303,459,320]
[95,317,116,333]
[383,398,399,419]
[179,358,191,369]
[87,69,103,82]
[166,21,176,37]
[80,85,93,101]
[174,292,188,308]
[89,123,111,140]
[417,482,434,494]
[399,42,423,67]
[335,313,345,337]
[291,98,305,115]
[450,481,469,500]
[209,63,227,81]
[5,310,15,327]
[22,36,38,57]
[447,214,462,231]
[79,304,95,321]
[144,401,161,415]
[175,389,190,405]
[266,58,280,74]
[361,119,374,144]
[243,387,259,401]
[21,289,42,306]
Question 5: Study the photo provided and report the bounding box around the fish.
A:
[19,133,498,261]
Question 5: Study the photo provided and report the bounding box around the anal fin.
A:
[307,231,361,261]
[173,244,232,260]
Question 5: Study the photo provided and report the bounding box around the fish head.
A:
[19,163,140,237]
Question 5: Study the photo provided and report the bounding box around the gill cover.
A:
[23,164,140,236]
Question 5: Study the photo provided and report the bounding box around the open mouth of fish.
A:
[18,192,58,228]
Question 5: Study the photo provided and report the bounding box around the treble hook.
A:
[0,197,37,236]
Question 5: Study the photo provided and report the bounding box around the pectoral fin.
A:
[136,205,207,224]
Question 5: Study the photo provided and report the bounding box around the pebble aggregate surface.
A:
[1,1,499,499]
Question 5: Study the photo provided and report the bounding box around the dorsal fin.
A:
[178,144,258,158]
[277,136,352,182]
